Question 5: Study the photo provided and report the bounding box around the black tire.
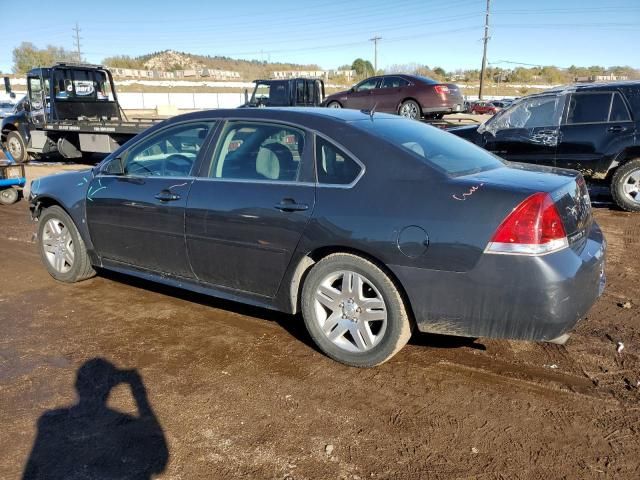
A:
[611,159,640,212]
[326,101,342,108]
[0,187,19,205]
[301,253,412,367]
[6,131,28,163]
[37,205,96,282]
[398,99,421,119]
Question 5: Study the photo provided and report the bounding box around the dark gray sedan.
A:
[29,108,606,367]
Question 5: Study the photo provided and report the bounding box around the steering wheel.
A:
[163,154,193,176]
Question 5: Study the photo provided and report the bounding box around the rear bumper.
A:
[421,96,465,114]
[389,222,606,341]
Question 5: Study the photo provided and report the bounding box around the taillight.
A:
[486,192,568,256]
[434,85,450,95]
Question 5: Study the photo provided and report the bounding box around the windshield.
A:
[251,81,289,106]
[480,95,562,134]
[353,118,504,176]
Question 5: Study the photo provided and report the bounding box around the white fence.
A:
[117,92,245,110]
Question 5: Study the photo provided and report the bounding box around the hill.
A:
[102,50,321,80]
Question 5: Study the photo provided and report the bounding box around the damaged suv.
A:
[451,81,640,211]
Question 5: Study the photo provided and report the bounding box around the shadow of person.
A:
[22,358,168,480]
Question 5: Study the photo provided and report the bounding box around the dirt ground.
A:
[1,164,639,480]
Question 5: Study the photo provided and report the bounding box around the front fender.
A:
[1,112,31,143]
[30,169,95,250]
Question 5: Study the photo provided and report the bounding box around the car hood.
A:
[448,125,482,144]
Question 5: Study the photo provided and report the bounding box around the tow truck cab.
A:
[243,78,325,108]
[2,63,156,162]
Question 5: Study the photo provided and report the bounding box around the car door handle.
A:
[274,199,309,212]
[154,190,181,202]
[607,125,627,133]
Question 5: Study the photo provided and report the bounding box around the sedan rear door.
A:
[185,120,315,297]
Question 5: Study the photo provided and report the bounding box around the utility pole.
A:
[72,22,82,62]
[478,0,490,99]
[369,36,381,74]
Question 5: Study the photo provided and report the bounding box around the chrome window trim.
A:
[98,119,217,177]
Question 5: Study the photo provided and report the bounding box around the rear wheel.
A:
[6,131,28,163]
[398,100,421,119]
[611,159,640,212]
[327,101,342,108]
[38,206,96,282]
[0,187,19,205]
[301,253,412,367]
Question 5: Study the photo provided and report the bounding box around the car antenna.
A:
[369,102,378,120]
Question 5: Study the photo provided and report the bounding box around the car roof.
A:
[530,80,640,97]
[165,107,403,125]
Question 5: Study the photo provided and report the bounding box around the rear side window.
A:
[381,77,410,89]
[566,93,611,124]
[609,93,631,122]
[210,122,304,182]
[354,118,504,177]
[315,137,362,185]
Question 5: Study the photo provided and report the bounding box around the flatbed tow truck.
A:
[1,63,160,163]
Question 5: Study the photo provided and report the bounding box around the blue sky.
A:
[1,0,638,73]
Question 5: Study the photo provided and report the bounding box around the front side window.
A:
[315,137,362,185]
[566,92,612,124]
[123,122,214,177]
[29,78,44,109]
[483,95,562,133]
[355,78,379,92]
[210,122,304,182]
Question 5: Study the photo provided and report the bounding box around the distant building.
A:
[109,67,241,81]
[575,74,629,82]
[270,69,356,81]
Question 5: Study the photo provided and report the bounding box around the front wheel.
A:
[0,187,19,205]
[6,131,28,163]
[301,253,412,367]
[38,206,96,282]
[326,101,342,108]
[611,159,640,212]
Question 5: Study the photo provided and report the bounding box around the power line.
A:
[72,22,82,62]
[478,0,491,99]
[369,36,382,73]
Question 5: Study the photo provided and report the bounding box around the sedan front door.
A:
[186,120,315,297]
[86,121,216,277]
[344,77,380,111]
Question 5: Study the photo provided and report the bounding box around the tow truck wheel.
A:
[0,187,19,205]
[6,131,28,163]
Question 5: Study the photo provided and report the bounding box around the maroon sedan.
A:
[323,74,464,119]
[470,101,499,115]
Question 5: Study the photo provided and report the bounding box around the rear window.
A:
[415,76,437,85]
[353,118,504,176]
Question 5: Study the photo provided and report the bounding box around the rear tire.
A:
[38,206,96,282]
[327,101,342,108]
[398,100,421,119]
[611,159,640,212]
[6,131,28,163]
[301,253,412,367]
[0,187,19,205]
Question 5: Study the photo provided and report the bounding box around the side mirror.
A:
[349,87,355,93]
[103,156,125,175]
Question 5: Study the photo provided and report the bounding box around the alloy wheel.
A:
[42,218,75,274]
[313,270,387,353]
[399,102,419,119]
[622,169,640,204]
